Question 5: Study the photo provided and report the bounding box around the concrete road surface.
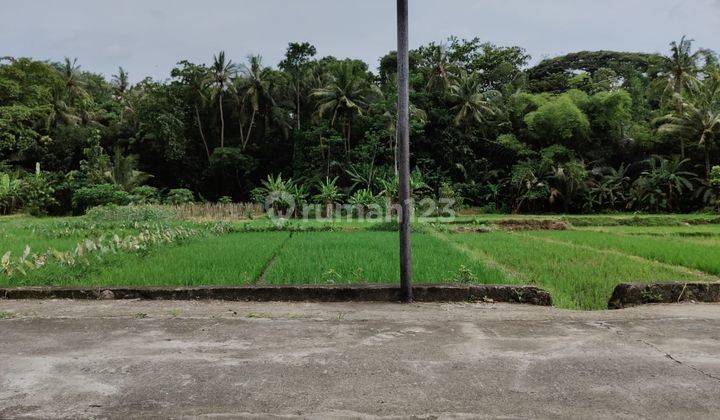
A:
[1,300,719,419]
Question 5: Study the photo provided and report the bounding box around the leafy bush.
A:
[710,166,720,188]
[164,189,194,205]
[525,95,591,146]
[72,183,131,213]
[22,164,58,216]
[130,186,160,204]
[348,189,379,215]
[218,196,233,204]
[439,182,463,209]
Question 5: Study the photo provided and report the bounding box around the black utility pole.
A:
[397,0,413,303]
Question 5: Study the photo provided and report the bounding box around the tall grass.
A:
[163,203,263,221]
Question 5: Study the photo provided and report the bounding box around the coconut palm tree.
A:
[235,55,273,150]
[658,70,720,179]
[378,79,427,175]
[172,62,212,159]
[111,67,130,101]
[311,61,376,153]
[279,42,317,130]
[46,86,80,129]
[205,51,238,148]
[659,37,712,157]
[188,69,211,160]
[60,57,88,107]
[449,72,499,129]
[422,43,458,95]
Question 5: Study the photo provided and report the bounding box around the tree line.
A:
[1,36,719,215]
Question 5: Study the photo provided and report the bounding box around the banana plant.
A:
[0,172,22,215]
[314,177,343,217]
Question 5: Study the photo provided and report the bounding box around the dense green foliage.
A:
[1,36,719,214]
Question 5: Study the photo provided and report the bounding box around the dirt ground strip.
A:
[1,300,720,419]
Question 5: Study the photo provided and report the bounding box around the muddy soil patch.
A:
[495,220,570,231]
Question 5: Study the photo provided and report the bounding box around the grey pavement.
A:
[1,300,719,419]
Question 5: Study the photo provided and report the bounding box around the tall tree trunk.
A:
[243,109,257,151]
[238,103,246,146]
[219,93,225,149]
[674,77,686,159]
[195,105,211,160]
[392,135,399,177]
[679,138,686,159]
[296,87,302,130]
[706,143,712,181]
[345,120,352,154]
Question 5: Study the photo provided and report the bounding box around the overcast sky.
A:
[3,0,720,82]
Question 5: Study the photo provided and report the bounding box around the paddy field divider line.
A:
[515,232,720,282]
[572,227,720,247]
[255,232,293,285]
[429,229,533,284]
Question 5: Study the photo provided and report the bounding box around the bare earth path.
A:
[1,300,720,419]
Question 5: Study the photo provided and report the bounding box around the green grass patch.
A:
[88,232,289,286]
[451,232,705,310]
[0,230,288,288]
[0,217,89,255]
[264,232,508,285]
[529,230,720,277]
[4,213,720,312]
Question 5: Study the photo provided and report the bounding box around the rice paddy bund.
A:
[2,211,720,310]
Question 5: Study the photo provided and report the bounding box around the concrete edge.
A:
[608,282,720,309]
[0,284,553,306]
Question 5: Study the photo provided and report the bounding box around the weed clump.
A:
[85,205,176,224]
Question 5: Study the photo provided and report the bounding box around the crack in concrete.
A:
[636,338,720,382]
[594,321,720,383]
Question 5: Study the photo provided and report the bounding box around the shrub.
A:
[85,205,175,223]
[218,196,233,204]
[525,96,591,146]
[130,186,160,204]
[348,189,379,216]
[22,164,58,216]
[164,189,194,205]
[710,166,720,188]
[439,182,463,209]
[72,183,130,213]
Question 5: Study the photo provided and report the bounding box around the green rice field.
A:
[2,211,720,310]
